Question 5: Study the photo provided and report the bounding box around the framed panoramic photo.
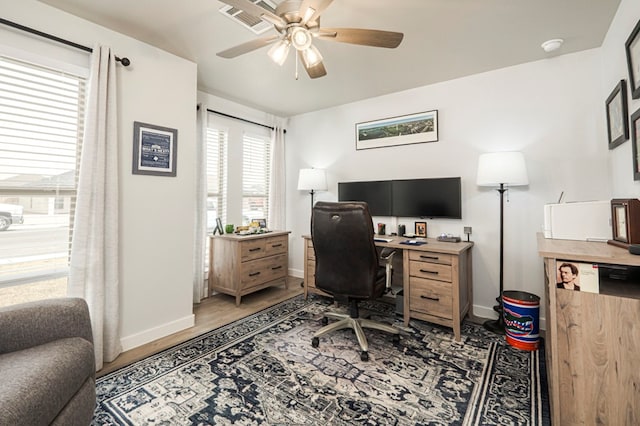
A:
[632,107,640,181]
[626,19,640,99]
[356,110,438,150]
[132,121,178,176]
[605,80,629,149]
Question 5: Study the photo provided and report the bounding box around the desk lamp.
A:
[297,168,327,212]
[477,151,529,334]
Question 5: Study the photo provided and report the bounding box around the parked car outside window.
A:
[0,203,24,231]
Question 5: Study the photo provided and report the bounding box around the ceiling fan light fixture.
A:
[301,44,323,68]
[268,39,290,66]
[290,27,312,50]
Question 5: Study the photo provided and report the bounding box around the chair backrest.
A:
[311,201,381,299]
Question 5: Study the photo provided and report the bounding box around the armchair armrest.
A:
[0,297,93,354]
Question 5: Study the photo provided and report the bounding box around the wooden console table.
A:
[303,235,473,341]
[209,231,290,305]
[537,233,640,425]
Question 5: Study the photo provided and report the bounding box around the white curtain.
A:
[268,117,287,230]
[68,45,121,371]
[193,104,208,303]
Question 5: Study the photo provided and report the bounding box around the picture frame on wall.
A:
[605,80,629,149]
[355,110,438,150]
[132,121,178,176]
[625,19,640,99]
[630,107,640,181]
[415,221,427,237]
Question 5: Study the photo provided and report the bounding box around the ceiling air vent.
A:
[219,0,278,35]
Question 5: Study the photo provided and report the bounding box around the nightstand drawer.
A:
[265,235,288,256]
[409,260,452,282]
[409,250,452,265]
[241,239,266,261]
[409,277,452,319]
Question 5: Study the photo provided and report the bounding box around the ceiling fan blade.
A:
[298,51,327,79]
[317,28,404,48]
[299,0,334,26]
[216,35,280,58]
[218,0,286,27]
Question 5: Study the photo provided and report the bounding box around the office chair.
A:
[310,201,400,361]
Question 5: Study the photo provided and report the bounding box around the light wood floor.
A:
[97,278,304,377]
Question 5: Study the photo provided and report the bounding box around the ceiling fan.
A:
[216,0,404,79]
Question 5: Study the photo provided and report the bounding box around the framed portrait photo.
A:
[625,19,640,99]
[415,221,427,237]
[132,121,178,176]
[605,80,629,149]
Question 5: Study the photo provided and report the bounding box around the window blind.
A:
[205,126,228,228]
[0,55,86,294]
[242,132,271,225]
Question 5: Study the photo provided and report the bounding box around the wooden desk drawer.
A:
[409,250,452,265]
[241,254,287,288]
[241,239,266,261]
[409,277,452,319]
[265,235,288,256]
[409,260,452,282]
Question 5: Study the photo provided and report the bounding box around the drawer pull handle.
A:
[419,269,438,275]
[271,266,282,270]
[271,243,283,248]
[249,272,261,277]
[249,248,262,252]
[420,295,440,301]
[420,255,439,260]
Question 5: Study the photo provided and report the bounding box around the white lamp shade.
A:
[297,168,327,191]
[476,152,529,186]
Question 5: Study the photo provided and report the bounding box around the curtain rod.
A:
[205,108,286,133]
[0,17,131,66]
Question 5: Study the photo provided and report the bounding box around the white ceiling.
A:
[38,0,621,117]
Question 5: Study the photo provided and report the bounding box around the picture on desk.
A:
[555,260,599,293]
[415,221,427,237]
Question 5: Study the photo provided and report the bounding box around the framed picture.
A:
[215,217,223,235]
[132,121,178,176]
[605,80,629,149]
[625,19,640,99]
[256,218,267,228]
[415,221,427,237]
[631,107,640,180]
[356,110,438,150]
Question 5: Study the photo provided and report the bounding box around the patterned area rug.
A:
[94,295,549,425]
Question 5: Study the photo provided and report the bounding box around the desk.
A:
[303,235,474,341]
[537,233,640,425]
[209,231,290,305]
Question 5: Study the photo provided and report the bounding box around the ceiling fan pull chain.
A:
[295,52,299,80]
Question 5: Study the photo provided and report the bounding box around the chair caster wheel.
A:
[321,317,328,326]
[360,351,369,361]
[393,334,400,345]
[312,337,319,348]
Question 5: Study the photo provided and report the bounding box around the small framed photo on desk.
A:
[415,221,427,237]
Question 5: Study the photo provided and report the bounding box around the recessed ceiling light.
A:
[541,39,564,53]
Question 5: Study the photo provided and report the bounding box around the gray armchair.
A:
[0,297,96,425]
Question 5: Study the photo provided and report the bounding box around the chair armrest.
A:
[380,247,396,261]
[0,297,93,354]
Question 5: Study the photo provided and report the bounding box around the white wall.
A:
[601,0,640,195]
[285,48,611,328]
[2,1,198,351]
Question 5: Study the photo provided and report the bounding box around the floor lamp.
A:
[297,167,327,216]
[476,152,529,334]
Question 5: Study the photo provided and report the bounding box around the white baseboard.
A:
[289,268,303,279]
[473,304,546,331]
[120,314,195,352]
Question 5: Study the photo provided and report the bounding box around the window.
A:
[0,55,86,307]
[205,126,227,231]
[242,132,271,225]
